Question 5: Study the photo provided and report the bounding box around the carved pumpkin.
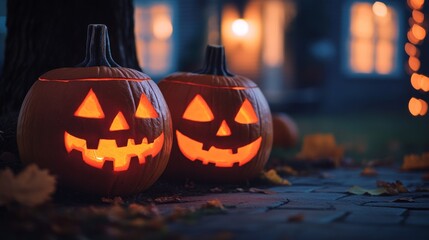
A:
[17,24,172,196]
[159,45,273,182]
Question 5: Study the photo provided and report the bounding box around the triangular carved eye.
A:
[135,94,158,118]
[183,94,214,122]
[74,89,105,118]
[234,99,258,124]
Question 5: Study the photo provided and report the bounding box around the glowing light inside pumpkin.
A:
[64,131,164,171]
[135,94,159,118]
[74,89,105,118]
[176,130,261,167]
[182,94,214,122]
[231,19,249,36]
[216,120,232,136]
[109,112,130,131]
[235,99,258,124]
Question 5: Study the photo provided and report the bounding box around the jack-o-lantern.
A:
[17,24,172,196]
[159,45,273,182]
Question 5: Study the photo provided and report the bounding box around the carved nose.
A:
[109,111,130,131]
[216,120,231,136]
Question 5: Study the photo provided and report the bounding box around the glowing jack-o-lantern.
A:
[159,45,273,182]
[17,24,172,196]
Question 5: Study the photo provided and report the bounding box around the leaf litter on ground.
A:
[0,164,56,206]
[348,180,409,196]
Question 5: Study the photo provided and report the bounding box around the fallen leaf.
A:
[198,199,227,215]
[392,197,415,203]
[288,213,304,222]
[248,187,276,195]
[262,169,292,186]
[0,164,56,206]
[423,172,429,181]
[275,166,298,176]
[347,186,387,196]
[402,153,429,171]
[201,199,225,210]
[296,134,344,166]
[376,180,408,194]
[360,166,378,176]
[153,196,182,204]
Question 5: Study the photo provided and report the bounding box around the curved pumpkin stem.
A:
[77,24,120,67]
[195,45,234,77]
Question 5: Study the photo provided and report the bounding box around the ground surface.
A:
[158,168,429,240]
[1,167,428,239]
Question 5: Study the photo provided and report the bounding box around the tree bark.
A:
[0,0,140,114]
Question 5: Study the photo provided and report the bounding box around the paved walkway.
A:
[157,168,429,240]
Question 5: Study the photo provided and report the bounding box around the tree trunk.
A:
[0,0,141,114]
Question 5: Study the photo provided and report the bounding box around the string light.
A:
[406,0,428,116]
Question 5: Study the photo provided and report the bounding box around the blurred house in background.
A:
[0,0,428,114]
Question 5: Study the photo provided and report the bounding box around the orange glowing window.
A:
[135,94,158,118]
[235,99,258,124]
[183,94,214,122]
[110,112,130,131]
[74,89,105,118]
[348,2,399,75]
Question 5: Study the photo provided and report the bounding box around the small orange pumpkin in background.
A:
[17,24,172,196]
[272,113,299,149]
[159,45,273,183]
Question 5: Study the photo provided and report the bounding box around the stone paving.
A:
[157,168,429,240]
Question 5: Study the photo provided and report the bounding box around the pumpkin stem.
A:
[195,45,234,76]
[77,24,120,67]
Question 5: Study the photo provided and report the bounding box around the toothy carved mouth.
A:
[64,132,164,171]
[176,130,261,167]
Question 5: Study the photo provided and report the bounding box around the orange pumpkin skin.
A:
[159,46,273,183]
[272,113,299,149]
[17,25,172,196]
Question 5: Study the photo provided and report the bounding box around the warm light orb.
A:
[411,73,422,90]
[411,24,426,41]
[412,10,425,23]
[152,15,173,40]
[408,0,425,10]
[409,97,422,116]
[409,56,421,72]
[405,42,418,57]
[232,18,249,36]
[372,1,388,17]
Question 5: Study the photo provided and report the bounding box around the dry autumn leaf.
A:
[402,153,429,171]
[288,213,305,222]
[347,186,387,196]
[360,166,378,176]
[0,164,56,206]
[262,169,292,186]
[296,134,344,166]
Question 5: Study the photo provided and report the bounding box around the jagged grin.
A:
[176,130,261,167]
[64,132,164,171]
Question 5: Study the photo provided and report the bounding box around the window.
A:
[347,1,399,76]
